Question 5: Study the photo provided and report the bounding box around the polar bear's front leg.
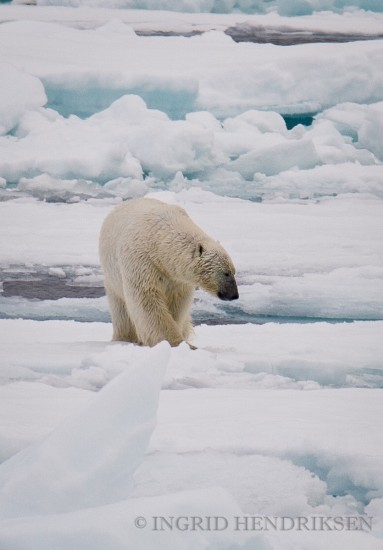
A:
[126,286,185,347]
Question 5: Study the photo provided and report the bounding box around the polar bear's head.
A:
[192,240,239,301]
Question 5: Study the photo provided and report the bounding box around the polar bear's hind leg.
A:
[106,286,138,343]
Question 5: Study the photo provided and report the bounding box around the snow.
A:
[0,487,270,550]
[0,342,169,518]
[1,17,383,123]
[1,319,383,547]
[0,2,382,549]
[1,319,383,393]
[0,63,46,136]
[0,381,91,463]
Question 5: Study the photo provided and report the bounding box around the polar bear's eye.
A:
[199,245,204,256]
[224,272,230,277]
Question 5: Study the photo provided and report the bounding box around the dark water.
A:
[223,24,383,45]
[137,25,383,45]
[2,279,104,300]
[282,113,316,129]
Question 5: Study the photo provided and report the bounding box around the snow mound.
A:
[0,342,170,518]
[1,96,382,197]
[0,63,46,135]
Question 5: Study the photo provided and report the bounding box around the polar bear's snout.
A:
[217,275,239,301]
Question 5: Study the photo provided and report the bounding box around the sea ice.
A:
[0,4,382,549]
[0,63,46,136]
[1,189,382,322]
[0,487,269,550]
[35,0,383,16]
[0,342,170,518]
[0,18,382,124]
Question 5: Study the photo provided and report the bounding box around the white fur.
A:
[99,198,236,347]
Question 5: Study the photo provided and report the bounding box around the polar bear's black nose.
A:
[219,292,239,301]
[217,277,239,301]
[218,290,239,301]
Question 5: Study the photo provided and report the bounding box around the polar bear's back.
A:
[100,198,205,257]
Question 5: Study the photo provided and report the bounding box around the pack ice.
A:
[0,3,382,549]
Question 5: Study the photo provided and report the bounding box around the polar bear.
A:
[99,197,238,347]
